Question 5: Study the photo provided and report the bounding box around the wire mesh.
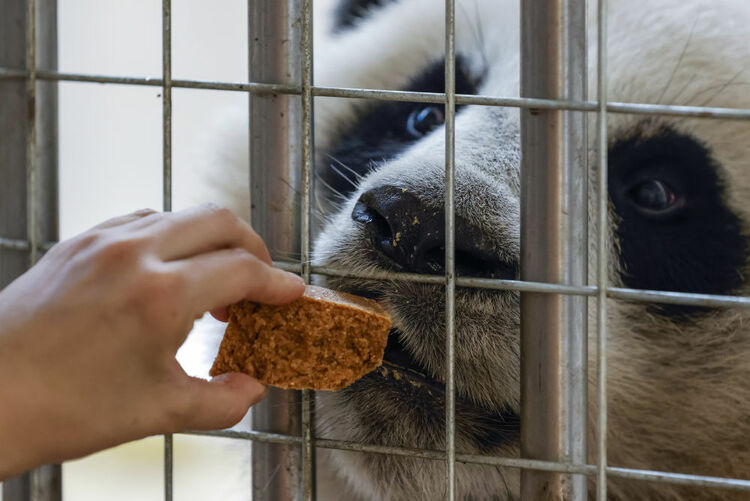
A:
[2,0,750,499]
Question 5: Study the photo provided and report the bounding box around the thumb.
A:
[178,373,267,430]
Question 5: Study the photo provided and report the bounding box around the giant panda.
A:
[202,0,750,498]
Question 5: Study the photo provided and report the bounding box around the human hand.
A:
[0,205,304,479]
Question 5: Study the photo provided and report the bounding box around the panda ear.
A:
[334,0,396,31]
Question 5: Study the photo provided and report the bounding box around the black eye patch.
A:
[334,0,396,31]
[319,57,478,202]
[608,126,747,318]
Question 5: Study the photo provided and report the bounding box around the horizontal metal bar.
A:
[0,241,746,308]
[0,67,26,79]
[2,68,750,120]
[0,237,30,251]
[0,238,54,252]
[182,429,303,445]
[313,85,442,103]
[276,260,601,293]
[607,466,750,492]
[184,429,591,473]
[180,430,750,492]
[272,261,750,308]
[33,70,298,94]
[608,287,750,308]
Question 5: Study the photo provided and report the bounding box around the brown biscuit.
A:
[209,285,392,391]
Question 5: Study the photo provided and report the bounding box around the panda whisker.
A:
[325,153,365,182]
[669,70,699,105]
[329,163,360,190]
[315,171,351,202]
[273,176,332,226]
[697,70,749,107]
[657,12,701,105]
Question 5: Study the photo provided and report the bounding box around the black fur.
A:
[334,0,395,31]
[321,57,478,201]
[344,368,520,452]
[609,126,747,317]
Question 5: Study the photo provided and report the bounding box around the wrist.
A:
[0,368,47,479]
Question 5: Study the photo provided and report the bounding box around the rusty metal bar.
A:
[520,0,588,499]
[300,0,316,499]
[1,0,60,499]
[248,1,304,499]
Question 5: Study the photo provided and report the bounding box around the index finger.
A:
[151,205,272,265]
[173,247,305,318]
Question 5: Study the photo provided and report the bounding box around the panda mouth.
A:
[380,328,446,387]
[344,287,446,388]
[342,288,443,385]
[345,289,521,451]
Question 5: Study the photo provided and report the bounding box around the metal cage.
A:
[4,0,750,500]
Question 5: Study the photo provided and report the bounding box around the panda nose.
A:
[351,185,517,278]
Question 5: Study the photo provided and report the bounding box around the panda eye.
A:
[628,179,682,215]
[406,106,445,138]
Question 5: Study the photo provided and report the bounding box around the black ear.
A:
[334,0,396,31]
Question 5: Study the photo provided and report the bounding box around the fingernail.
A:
[252,380,269,397]
[275,269,304,287]
[287,272,305,287]
[212,372,265,389]
[210,373,231,384]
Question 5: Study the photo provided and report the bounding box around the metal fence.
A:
[4,0,750,500]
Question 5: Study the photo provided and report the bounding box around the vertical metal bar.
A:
[300,0,315,499]
[520,0,588,500]
[163,435,173,501]
[248,1,304,500]
[1,0,60,499]
[444,0,457,500]
[162,0,172,213]
[25,0,39,266]
[596,0,609,499]
[0,0,31,289]
[161,1,173,499]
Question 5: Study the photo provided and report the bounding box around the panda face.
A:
[205,0,750,498]
[305,0,750,499]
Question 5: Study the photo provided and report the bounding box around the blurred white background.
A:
[56,0,252,499]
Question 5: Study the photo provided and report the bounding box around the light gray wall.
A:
[58,2,250,500]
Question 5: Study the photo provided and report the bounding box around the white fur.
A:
[194,1,750,499]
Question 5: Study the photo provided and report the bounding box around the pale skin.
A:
[0,205,305,480]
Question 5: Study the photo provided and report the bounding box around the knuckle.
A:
[200,202,222,213]
[243,220,260,239]
[91,236,142,266]
[208,205,241,230]
[202,203,233,221]
[234,248,262,269]
[72,230,105,254]
[132,207,158,218]
[231,246,252,259]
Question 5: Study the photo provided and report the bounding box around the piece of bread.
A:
[210,285,392,391]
